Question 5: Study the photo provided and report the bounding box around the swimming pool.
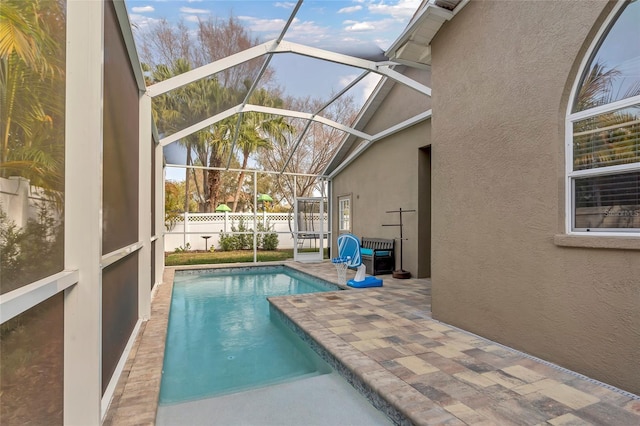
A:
[159,266,339,404]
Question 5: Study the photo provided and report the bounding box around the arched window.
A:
[567,0,640,233]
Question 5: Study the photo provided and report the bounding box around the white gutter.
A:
[385,0,469,69]
[385,1,454,62]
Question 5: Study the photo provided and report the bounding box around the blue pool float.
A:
[347,276,383,288]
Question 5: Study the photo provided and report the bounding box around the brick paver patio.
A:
[104,262,640,425]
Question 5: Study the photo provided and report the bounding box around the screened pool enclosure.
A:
[147,0,434,262]
[0,0,436,423]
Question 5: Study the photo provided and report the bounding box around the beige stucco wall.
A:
[332,67,432,276]
[430,0,639,394]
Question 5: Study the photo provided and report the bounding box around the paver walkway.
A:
[105,262,640,425]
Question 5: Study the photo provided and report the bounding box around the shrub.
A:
[232,217,253,250]
[257,221,279,250]
[217,219,279,251]
[219,217,255,251]
[174,242,191,253]
[218,232,238,251]
[0,203,63,294]
[0,208,23,289]
[262,232,279,250]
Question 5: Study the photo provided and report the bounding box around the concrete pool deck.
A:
[104,262,640,425]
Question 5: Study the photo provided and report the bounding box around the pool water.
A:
[159,266,338,404]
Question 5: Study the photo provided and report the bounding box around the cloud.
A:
[179,7,209,14]
[338,5,362,14]
[339,16,405,45]
[360,74,382,102]
[337,73,382,106]
[275,2,296,9]
[184,15,202,23]
[285,20,332,44]
[131,5,154,13]
[344,21,375,32]
[237,16,289,33]
[250,16,332,45]
[368,0,421,19]
[240,15,330,44]
[128,13,161,29]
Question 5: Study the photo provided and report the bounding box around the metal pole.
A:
[383,208,415,279]
[253,170,258,263]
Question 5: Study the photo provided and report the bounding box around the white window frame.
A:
[565,0,640,236]
[338,195,351,232]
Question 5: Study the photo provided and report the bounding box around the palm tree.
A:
[0,0,65,195]
[197,117,233,211]
[151,59,196,211]
[154,71,270,212]
[0,0,63,76]
[151,59,237,212]
[573,61,640,172]
[187,76,237,212]
[230,90,294,212]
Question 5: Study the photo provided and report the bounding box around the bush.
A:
[0,203,63,294]
[218,217,255,251]
[0,208,23,289]
[233,217,253,250]
[217,219,279,251]
[174,242,191,253]
[218,231,238,251]
[257,221,279,250]
[262,232,278,250]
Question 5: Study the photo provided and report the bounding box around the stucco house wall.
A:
[331,67,432,276]
[429,0,639,394]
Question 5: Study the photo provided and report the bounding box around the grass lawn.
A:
[165,250,293,266]
[165,248,329,266]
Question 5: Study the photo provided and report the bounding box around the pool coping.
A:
[269,301,414,424]
[103,267,174,426]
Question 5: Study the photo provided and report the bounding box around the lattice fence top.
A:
[268,213,290,221]
[170,213,327,222]
[172,212,326,223]
[186,214,225,222]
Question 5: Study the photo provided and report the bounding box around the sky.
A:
[125,0,420,50]
[590,0,640,102]
[125,0,421,101]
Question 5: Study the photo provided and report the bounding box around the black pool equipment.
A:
[383,207,415,279]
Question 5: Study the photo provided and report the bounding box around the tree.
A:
[150,58,238,212]
[259,94,358,205]
[573,61,640,171]
[138,20,195,69]
[195,16,273,91]
[138,15,277,212]
[137,12,357,210]
[0,0,65,196]
[231,89,295,211]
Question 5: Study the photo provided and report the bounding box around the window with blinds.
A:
[567,0,640,232]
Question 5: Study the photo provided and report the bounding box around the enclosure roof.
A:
[324,0,468,177]
[130,0,467,177]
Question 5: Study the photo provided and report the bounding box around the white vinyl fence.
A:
[0,176,61,227]
[165,212,328,252]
